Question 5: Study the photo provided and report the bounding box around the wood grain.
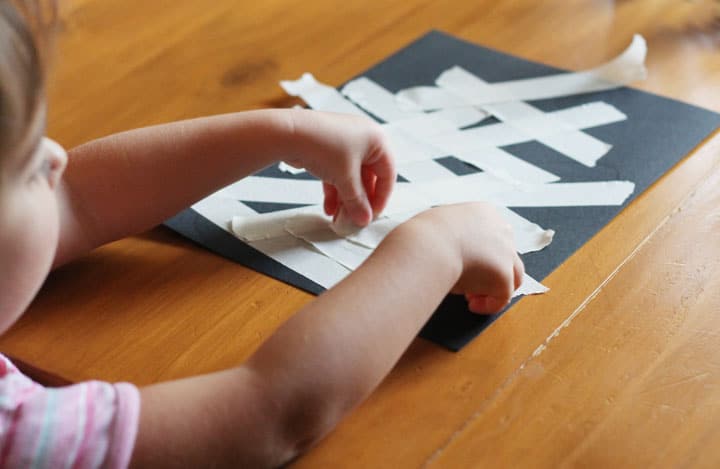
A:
[1,0,719,466]
[427,158,720,468]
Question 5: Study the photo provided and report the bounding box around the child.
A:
[0,0,524,466]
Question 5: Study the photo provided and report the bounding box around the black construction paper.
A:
[165,31,720,351]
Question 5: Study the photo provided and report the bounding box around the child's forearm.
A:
[55,109,297,265]
[133,216,462,466]
[246,216,461,429]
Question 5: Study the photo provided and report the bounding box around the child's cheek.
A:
[0,188,59,333]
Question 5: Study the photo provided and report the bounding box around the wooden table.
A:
[3,0,720,466]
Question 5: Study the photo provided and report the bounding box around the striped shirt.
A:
[0,354,139,468]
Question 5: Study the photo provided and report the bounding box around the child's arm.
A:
[54,109,395,265]
[130,203,524,467]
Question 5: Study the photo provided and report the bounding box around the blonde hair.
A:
[0,0,56,170]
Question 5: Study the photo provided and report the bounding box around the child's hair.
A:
[0,0,55,171]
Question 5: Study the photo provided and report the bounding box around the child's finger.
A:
[323,182,339,216]
[467,295,490,314]
[367,153,396,216]
[331,205,362,236]
[334,174,372,226]
[465,292,510,314]
[361,166,377,202]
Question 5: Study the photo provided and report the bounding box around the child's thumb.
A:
[335,178,372,227]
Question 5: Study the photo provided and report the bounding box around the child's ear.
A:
[42,137,67,189]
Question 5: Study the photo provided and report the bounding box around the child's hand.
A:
[287,110,396,226]
[407,203,525,314]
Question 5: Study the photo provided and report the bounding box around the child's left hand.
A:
[286,110,396,227]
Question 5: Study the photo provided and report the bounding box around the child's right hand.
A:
[404,202,525,314]
[285,110,396,227]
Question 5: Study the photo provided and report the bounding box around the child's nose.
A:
[42,137,68,188]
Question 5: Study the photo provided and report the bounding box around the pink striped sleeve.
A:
[0,354,140,469]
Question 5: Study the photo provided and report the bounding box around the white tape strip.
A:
[382,110,553,183]
[250,235,351,289]
[399,35,647,109]
[388,116,561,185]
[343,77,491,129]
[227,206,355,288]
[491,180,636,207]
[278,162,306,175]
[286,225,373,271]
[413,172,517,206]
[406,173,634,208]
[217,176,323,205]
[226,173,626,246]
[340,80,511,175]
[282,74,571,180]
[230,208,551,294]
[281,73,368,116]
[552,101,627,129]
[342,76,493,131]
[514,273,550,297]
[495,206,555,254]
[342,77,421,122]
[396,86,469,111]
[217,175,558,293]
[428,107,489,128]
[383,182,433,214]
[423,101,626,154]
[454,147,560,184]
[384,126,448,164]
[429,65,614,166]
[396,159,458,182]
[229,182,431,243]
[347,205,553,256]
[191,194,257,232]
[345,217,403,249]
[282,208,553,278]
[534,131,611,167]
[481,100,612,167]
[283,212,335,237]
[231,205,325,241]
[426,119,526,151]
[384,113,460,137]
